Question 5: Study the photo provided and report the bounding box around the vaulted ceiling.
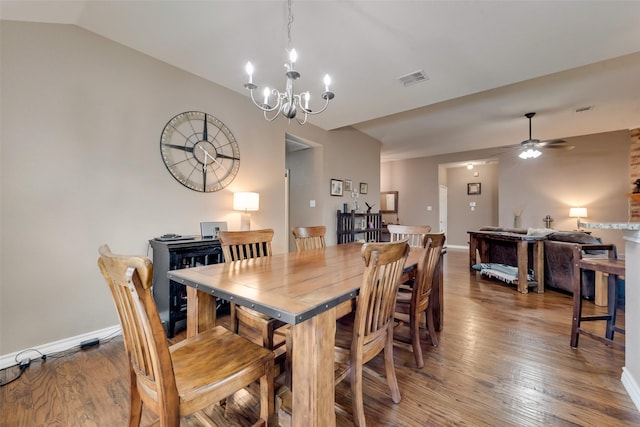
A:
[3,0,640,161]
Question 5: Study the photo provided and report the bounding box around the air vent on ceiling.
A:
[397,70,429,87]
[575,106,594,113]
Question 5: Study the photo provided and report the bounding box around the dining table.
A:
[167,242,431,426]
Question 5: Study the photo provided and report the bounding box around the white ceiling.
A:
[3,0,640,161]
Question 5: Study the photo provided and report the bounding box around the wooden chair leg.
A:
[128,366,143,427]
[426,305,439,348]
[285,330,293,390]
[570,268,582,348]
[350,360,366,427]
[230,303,239,333]
[384,326,401,404]
[259,359,275,427]
[410,308,424,369]
[606,273,618,340]
[158,399,180,427]
[263,322,274,349]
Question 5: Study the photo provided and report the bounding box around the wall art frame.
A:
[467,182,481,195]
[331,179,344,196]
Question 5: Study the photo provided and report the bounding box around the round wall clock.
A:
[160,111,240,192]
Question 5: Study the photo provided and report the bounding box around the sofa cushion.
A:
[527,228,555,237]
[479,226,527,234]
[547,231,604,254]
[547,231,601,244]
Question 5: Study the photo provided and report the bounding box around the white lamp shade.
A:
[569,207,587,218]
[233,192,259,211]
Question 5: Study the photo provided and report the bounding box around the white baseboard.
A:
[622,367,640,412]
[0,325,121,370]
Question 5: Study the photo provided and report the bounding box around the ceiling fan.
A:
[519,112,574,159]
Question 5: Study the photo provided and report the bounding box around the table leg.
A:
[533,240,544,293]
[516,240,529,294]
[606,273,618,340]
[432,252,444,331]
[186,287,216,338]
[468,235,478,269]
[292,308,337,427]
[595,272,608,307]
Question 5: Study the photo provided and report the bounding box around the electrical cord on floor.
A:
[0,360,31,387]
[0,332,122,387]
[0,350,45,387]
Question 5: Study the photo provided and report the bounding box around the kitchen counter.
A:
[579,221,640,231]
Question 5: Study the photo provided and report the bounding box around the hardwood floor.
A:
[1,249,638,426]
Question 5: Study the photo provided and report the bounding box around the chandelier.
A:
[243,0,334,125]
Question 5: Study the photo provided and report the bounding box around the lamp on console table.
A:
[569,207,588,230]
[233,192,259,231]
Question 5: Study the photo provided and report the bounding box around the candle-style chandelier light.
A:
[243,0,334,125]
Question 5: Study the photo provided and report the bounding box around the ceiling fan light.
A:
[519,148,542,159]
[517,112,544,159]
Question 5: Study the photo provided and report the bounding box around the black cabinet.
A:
[336,210,382,244]
[149,237,224,337]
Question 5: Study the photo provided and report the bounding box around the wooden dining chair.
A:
[394,232,446,368]
[97,244,275,427]
[387,224,432,247]
[218,229,287,351]
[291,225,326,251]
[334,240,410,427]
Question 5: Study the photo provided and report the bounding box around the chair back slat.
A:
[97,245,179,413]
[387,224,432,248]
[356,240,410,351]
[218,229,274,261]
[414,233,446,310]
[292,226,326,252]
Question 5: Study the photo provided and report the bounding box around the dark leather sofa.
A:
[544,233,617,299]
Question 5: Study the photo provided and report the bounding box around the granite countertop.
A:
[579,221,640,231]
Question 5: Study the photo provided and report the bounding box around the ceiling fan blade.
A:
[539,139,574,150]
[539,138,567,146]
[545,144,575,150]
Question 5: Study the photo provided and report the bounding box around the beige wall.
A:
[499,130,630,247]
[446,163,499,246]
[0,21,380,355]
[382,130,630,249]
[380,157,440,227]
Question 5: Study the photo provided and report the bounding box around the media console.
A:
[149,237,224,337]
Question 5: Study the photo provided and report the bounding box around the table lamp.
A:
[233,192,259,231]
[569,207,587,230]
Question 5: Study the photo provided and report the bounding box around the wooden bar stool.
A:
[570,250,625,349]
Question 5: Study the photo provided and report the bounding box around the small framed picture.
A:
[359,182,368,194]
[330,179,344,196]
[344,179,353,192]
[467,182,481,195]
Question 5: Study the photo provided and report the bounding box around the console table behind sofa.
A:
[468,230,545,294]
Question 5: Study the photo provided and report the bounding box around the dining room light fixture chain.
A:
[243,0,334,125]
